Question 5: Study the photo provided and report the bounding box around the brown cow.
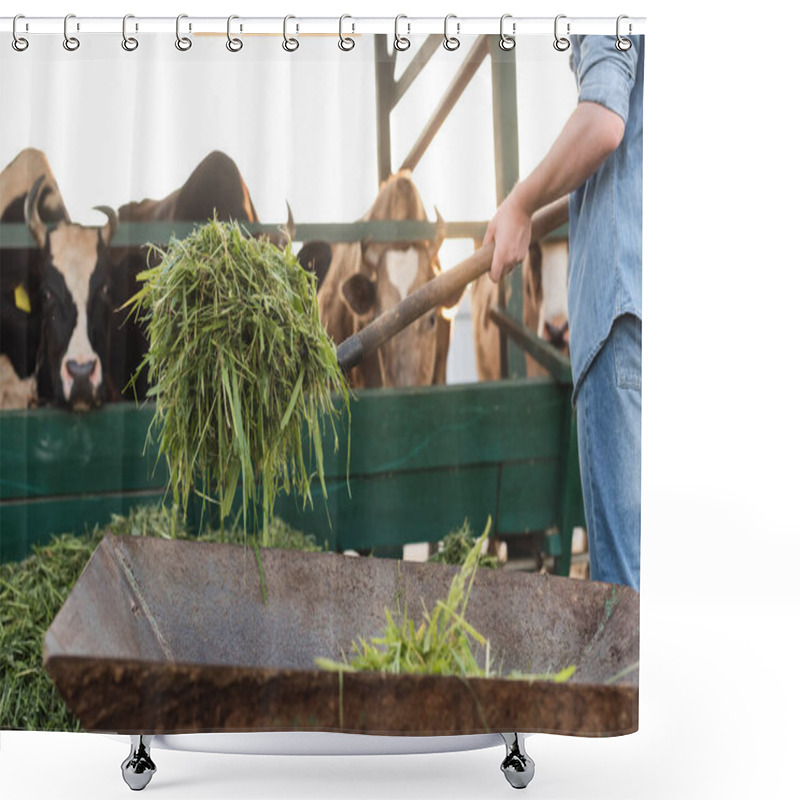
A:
[471,238,569,381]
[298,171,458,388]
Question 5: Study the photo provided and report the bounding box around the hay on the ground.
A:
[0,505,321,731]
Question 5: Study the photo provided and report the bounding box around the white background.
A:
[2,1,799,799]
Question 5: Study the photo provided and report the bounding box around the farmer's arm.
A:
[484,101,624,283]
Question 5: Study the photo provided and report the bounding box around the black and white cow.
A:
[0,148,72,409]
[3,149,290,409]
[23,174,119,409]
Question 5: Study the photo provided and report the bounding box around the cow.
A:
[21,175,119,410]
[471,238,569,381]
[116,150,260,226]
[111,150,291,400]
[297,171,458,388]
[0,149,72,409]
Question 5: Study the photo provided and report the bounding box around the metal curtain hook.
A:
[499,14,515,51]
[339,14,355,51]
[122,14,138,51]
[553,14,570,52]
[616,15,632,51]
[176,14,192,51]
[226,15,243,52]
[394,15,410,51]
[443,14,460,51]
[283,15,299,52]
[63,13,80,51]
[12,14,29,52]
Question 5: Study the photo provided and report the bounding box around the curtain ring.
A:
[553,14,570,52]
[283,15,299,52]
[443,14,460,51]
[122,14,138,51]
[176,14,192,51]
[226,15,243,52]
[338,14,355,51]
[616,15,632,51]
[394,14,410,51]
[63,13,80,51]
[499,14,515,51]
[12,15,29,52]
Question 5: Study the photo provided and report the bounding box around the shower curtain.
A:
[0,18,642,790]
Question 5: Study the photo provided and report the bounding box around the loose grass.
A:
[126,218,349,540]
[316,519,575,682]
[0,531,102,731]
[0,504,321,731]
[427,518,498,569]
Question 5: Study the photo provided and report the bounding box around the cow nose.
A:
[544,320,570,349]
[66,359,97,380]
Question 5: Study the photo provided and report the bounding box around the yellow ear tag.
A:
[14,284,31,314]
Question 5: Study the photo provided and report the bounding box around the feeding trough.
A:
[44,533,638,789]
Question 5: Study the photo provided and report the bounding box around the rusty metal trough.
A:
[44,533,638,739]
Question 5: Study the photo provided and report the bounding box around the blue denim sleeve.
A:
[571,35,640,124]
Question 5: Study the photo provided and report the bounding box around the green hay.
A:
[0,531,102,732]
[0,504,322,731]
[126,218,349,540]
[316,518,575,682]
[427,518,498,569]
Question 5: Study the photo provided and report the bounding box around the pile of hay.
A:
[0,505,322,730]
[128,218,349,536]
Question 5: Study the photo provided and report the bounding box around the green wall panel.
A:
[0,492,165,562]
[0,379,582,563]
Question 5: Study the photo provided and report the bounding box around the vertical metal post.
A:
[490,44,526,379]
[374,35,395,184]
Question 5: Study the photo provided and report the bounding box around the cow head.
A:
[341,207,454,387]
[26,176,118,410]
[524,240,570,355]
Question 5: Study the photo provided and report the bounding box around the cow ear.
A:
[24,175,48,248]
[341,273,377,316]
[297,241,333,289]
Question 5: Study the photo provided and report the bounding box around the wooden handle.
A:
[337,196,569,373]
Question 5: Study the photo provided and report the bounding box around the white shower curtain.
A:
[0,18,640,796]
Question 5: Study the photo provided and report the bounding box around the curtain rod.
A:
[2,16,646,37]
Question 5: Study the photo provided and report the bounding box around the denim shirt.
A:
[567,35,644,401]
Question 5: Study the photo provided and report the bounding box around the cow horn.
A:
[93,205,118,245]
[433,206,447,252]
[24,175,48,247]
[285,201,296,242]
